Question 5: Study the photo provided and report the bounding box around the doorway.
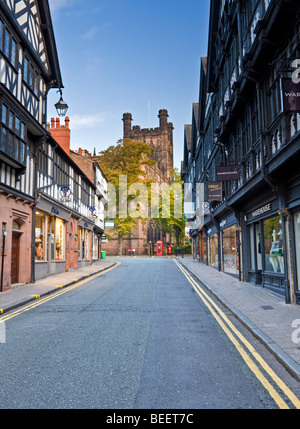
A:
[11,232,20,284]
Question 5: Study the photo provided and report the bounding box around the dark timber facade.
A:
[182,0,300,304]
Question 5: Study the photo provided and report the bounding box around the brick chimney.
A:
[48,116,71,155]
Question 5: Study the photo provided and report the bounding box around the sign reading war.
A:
[282,78,300,112]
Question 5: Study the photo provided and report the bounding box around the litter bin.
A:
[101,251,106,260]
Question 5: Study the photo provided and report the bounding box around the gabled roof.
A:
[184,124,192,152]
[193,103,199,131]
[0,0,63,88]
[206,0,221,93]
[37,0,63,88]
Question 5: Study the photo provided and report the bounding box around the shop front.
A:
[207,225,219,270]
[77,219,94,267]
[245,199,286,297]
[0,195,33,291]
[92,226,104,261]
[35,197,71,281]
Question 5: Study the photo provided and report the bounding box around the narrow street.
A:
[0,258,299,410]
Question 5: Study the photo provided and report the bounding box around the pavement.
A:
[176,255,300,382]
[0,257,117,314]
[1,254,300,382]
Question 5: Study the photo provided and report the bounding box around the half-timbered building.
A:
[0,0,62,290]
[183,0,300,304]
[35,117,100,280]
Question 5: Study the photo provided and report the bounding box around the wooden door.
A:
[11,233,19,284]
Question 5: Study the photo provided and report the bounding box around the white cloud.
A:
[48,0,69,13]
[49,0,81,14]
[82,26,99,41]
[70,113,108,130]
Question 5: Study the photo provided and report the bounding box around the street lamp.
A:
[55,89,68,117]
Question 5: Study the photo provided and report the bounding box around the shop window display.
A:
[84,229,90,260]
[209,234,218,268]
[35,212,46,261]
[222,226,239,275]
[294,212,300,286]
[263,215,284,273]
[55,218,64,261]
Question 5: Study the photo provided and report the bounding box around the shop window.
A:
[93,233,98,259]
[35,212,46,261]
[249,223,262,270]
[222,226,239,275]
[209,234,219,268]
[84,229,90,260]
[77,227,82,260]
[263,215,284,273]
[294,212,300,288]
[55,218,65,261]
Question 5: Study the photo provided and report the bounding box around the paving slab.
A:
[0,258,117,314]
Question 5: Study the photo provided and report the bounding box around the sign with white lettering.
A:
[216,165,239,181]
[252,203,272,218]
[282,78,300,112]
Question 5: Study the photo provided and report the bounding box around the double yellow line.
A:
[174,259,300,410]
[0,262,120,324]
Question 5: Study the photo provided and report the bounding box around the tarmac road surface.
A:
[0,257,299,409]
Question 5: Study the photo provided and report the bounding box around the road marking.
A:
[174,259,300,410]
[0,262,120,324]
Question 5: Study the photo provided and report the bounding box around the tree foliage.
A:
[97,138,156,254]
[154,167,186,246]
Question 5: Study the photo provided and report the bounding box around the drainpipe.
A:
[30,147,39,284]
[1,223,6,293]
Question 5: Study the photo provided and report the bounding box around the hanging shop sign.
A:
[105,220,115,229]
[281,78,300,112]
[207,182,223,202]
[88,206,97,219]
[216,165,239,181]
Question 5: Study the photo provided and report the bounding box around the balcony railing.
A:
[242,0,275,58]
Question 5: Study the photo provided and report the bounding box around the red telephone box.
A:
[156,240,163,256]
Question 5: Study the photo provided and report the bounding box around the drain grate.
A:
[261,305,274,310]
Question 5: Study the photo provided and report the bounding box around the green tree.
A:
[97,138,156,255]
[154,168,186,247]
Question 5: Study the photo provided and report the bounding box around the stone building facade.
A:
[101,110,174,256]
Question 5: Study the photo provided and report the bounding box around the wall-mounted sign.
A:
[202,202,211,216]
[88,206,97,219]
[281,78,300,112]
[60,186,71,203]
[207,182,223,202]
[51,206,59,215]
[220,219,227,229]
[105,220,115,229]
[216,165,239,181]
[252,203,272,218]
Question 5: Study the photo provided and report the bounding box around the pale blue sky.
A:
[47,0,210,169]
